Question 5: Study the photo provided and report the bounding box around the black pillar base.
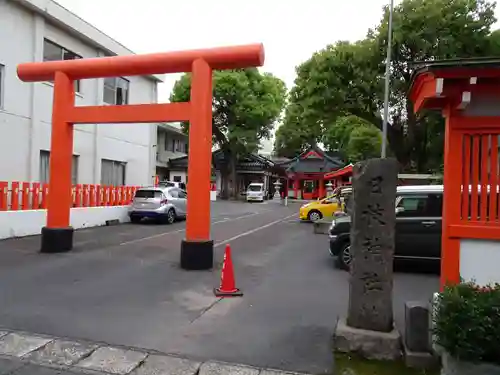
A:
[180,239,214,270]
[40,226,74,253]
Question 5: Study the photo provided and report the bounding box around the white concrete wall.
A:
[460,239,500,286]
[0,206,130,240]
[0,0,159,186]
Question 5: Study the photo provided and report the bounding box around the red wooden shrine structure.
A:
[279,146,344,200]
[409,57,500,289]
[324,164,353,189]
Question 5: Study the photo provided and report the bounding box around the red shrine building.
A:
[324,164,354,189]
[277,146,345,200]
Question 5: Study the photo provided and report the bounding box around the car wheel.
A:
[130,216,141,224]
[165,208,176,224]
[336,242,352,270]
[308,210,322,222]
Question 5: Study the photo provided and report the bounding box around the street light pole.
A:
[381,0,394,158]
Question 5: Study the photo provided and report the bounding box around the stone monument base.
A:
[313,219,331,234]
[334,318,401,360]
[403,344,438,369]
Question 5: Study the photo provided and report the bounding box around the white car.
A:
[128,186,187,224]
[158,180,186,190]
[246,183,266,202]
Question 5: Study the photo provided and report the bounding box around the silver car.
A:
[128,186,187,224]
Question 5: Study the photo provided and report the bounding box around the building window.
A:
[39,150,79,184]
[171,139,182,152]
[43,39,82,92]
[0,64,4,109]
[103,77,129,105]
[101,159,126,186]
[164,135,170,151]
[164,136,183,152]
[173,175,182,182]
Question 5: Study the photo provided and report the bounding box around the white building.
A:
[155,123,188,183]
[0,0,163,187]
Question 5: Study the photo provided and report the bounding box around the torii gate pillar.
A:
[17,44,265,270]
[409,58,500,289]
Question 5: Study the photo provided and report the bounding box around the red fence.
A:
[0,182,141,211]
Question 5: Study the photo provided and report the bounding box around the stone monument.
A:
[403,301,438,368]
[334,158,401,360]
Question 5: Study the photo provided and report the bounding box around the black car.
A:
[329,185,443,269]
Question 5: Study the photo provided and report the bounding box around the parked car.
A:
[158,180,186,190]
[329,185,443,269]
[299,186,352,222]
[246,183,266,202]
[128,186,187,224]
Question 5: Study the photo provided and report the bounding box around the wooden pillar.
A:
[440,108,464,289]
[180,58,214,270]
[185,59,212,241]
[319,179,324,199]
[40,71,75,253]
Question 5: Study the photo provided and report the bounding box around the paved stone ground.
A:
[0,329,310,375]
[0,200,440,374]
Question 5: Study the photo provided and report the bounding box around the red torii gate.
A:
[17,44,265,270]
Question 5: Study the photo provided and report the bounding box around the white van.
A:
[246,183,266,202]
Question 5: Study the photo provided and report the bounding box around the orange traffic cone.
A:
[214,244,243,297]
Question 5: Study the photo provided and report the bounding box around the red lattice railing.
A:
[460,133,500,224]
[0,182,141,211]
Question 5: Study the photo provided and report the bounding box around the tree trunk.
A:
[229,152,238,199]
[415,124,428,173]
[220,167,230,200]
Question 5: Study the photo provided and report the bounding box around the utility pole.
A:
[381,0,394,158]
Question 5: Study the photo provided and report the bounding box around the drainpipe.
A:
[27,15,44,181]
[93,51,105,184]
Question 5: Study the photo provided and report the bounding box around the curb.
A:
[313,220,332,235]
[0,328,313,375]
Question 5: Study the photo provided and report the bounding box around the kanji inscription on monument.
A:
[347,158,398,332]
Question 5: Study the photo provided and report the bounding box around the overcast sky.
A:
[54,0,500,152]
[54,0,406,100]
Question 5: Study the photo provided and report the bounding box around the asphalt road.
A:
[0,200,439,374]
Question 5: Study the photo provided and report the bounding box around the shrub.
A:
[433,281,500,364]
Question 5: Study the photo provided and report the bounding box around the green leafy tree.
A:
[346,126,383,163]
[487,28,500,56]
[170,68,286,198]
[274,40,382,157]
[375,0,496,170]
[322,116,370,151]
[322,115,382,163]
[275,0,498,171]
